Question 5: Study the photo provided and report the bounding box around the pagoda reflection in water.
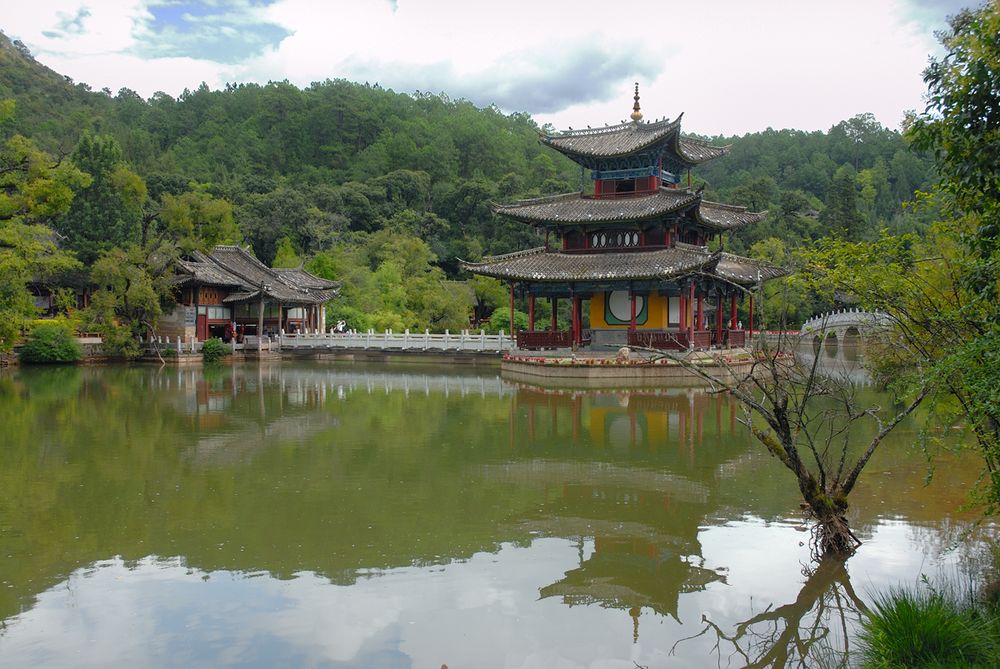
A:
[506,383,740,640]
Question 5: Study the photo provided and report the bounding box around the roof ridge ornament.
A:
[630,82,643,122]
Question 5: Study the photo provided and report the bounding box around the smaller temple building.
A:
[159,245,339,342]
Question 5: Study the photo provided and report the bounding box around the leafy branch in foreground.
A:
[803,223,999,515]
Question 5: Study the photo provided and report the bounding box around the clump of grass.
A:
[858,577,1000,668]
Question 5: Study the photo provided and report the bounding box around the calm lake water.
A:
[0,362,991,668]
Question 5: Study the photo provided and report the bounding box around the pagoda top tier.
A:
[540,114,728,170]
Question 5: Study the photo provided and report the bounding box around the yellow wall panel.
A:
[590,291,669,329]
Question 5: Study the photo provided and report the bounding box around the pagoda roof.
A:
[493,187,766,231]
[542,116,682,158]
[460,243,787,286]
[175,245,340,304]
[540,116,728,167]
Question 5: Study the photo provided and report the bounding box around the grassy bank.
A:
[858,568,1000,668]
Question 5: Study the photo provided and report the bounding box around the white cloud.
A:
[4,0,948,133]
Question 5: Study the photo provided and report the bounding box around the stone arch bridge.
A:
[800,308,891,346]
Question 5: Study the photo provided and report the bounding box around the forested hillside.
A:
[0,30,937,345]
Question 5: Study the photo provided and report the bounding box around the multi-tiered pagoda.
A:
[463,85,785,351]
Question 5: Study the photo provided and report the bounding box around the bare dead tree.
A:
[638,324,928,559]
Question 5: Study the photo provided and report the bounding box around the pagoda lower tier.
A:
[461,243,786,351]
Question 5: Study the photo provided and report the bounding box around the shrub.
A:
[201,337,230,363]
[858,583,1000,668]
[484,307,529,335]
[20,322,82,364]
[98,323,142,360]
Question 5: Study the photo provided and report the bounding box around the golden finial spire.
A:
[630,82,643,122]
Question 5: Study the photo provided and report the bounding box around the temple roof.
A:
[542,117,682,159]
[540,116,728,168]
[695,200,768,229]
[175,245,340,304]
[493,187,766,231]
[677,136,728,163]
[460,243,786,286]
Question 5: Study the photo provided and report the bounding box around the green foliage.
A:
[749,238,817,328]
[19,321,81,364]
[307,231,471,332]
[201,337,229,363]
[859,581,1000,668]
[802,219,1000,511]
[55,133,145,263]
[271,236,301,268]
[485,307,528,335]
[909,3,1000,302]
[155,189,239,251]
[83,245,172,359]
[0,104,86,351]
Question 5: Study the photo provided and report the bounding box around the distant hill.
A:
[1,30,935,268]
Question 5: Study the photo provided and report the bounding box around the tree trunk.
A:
[797,476,858,559]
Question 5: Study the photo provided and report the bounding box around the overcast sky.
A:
[3,0,972,136]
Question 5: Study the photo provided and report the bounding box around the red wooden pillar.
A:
[696,293,704,332]
[716,293,724,347]
[748,295,754,339]
[572,296,581,346]
[508,283,515,337]
[551,297,558,331]
[730,294,738,329]
[528,294,536,332]
[687,283,695,344]
[679,292,686,331]
[629,290,637,333]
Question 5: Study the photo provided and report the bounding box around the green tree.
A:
[84,245,173,359]
[898,1,1000,511]
[271,236,301,268]
[804,219,999,513]
[909,2,1000,302]
[56,133,145,263]
[0,101,86,352]
[153,189,239,251]
[820,165,862,239]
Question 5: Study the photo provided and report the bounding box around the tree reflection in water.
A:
[670,556,868,668]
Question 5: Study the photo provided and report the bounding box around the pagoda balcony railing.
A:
[516,330,573,350]
[628,331,689,351]
[627,329,745,351]
[585,188,657,201]
[693,330,713,349]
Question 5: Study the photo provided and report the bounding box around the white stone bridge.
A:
[800,309,891,343]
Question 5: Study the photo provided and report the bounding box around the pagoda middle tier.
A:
[493,186,766,249]
[462,243,786,290]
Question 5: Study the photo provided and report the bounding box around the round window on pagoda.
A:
[632,232,640,246]
[616,232,623,246]
[591,234,599,247]
[607,291,646,323]
[600,233,607,247]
